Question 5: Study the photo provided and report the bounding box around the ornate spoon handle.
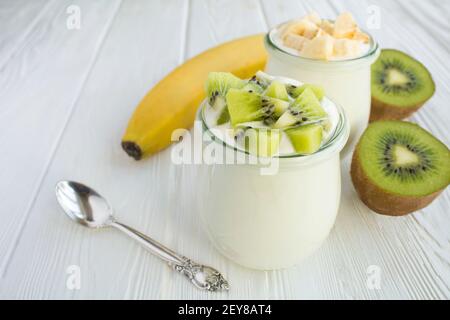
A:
[111,221,229,292]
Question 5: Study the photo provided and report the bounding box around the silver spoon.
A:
[55,180,229,292]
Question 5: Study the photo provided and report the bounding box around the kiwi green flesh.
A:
[216,107,230,125]
[291,88,326,117]
[264,81,289,101]
[357,121,450,197]
[205,72,245,106]
[226,89,290,126]
[226,89,273,125]
[371,49,435,108]
[240,128,281,157]
[242,82,264,94]
[289,84,324,100]
[274,88,326,128]
[286,124,323,154]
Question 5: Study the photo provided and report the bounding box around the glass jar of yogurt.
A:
[197,89,349,270]
[264,21,380,156]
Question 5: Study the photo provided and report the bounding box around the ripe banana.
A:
[122,34,267,160]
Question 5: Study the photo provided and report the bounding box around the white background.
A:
[0,0,449,299]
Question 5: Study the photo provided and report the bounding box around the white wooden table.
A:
[0,0,449,300]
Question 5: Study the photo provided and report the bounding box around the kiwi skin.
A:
[370,49,436,122]
[351,144,444,216]
[369,97,424,122]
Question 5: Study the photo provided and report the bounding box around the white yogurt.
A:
[265,25,380,156]
[198,88,350,270]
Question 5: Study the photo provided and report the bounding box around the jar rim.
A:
[265,19,380,66]
[199,90,350,162]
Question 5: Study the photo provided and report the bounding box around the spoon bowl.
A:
[55,181,114,228]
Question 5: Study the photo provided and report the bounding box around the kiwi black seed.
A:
[261,99,276,117]
[263,116,276,126]
[287,85,297,94]
[351,121,450,216]
[370,49,435,121]
[205,72,246,110]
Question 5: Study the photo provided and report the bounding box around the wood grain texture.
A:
[0,0,448,299]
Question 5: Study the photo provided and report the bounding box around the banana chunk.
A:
[279,11,370,60]
[300,34,334,60]
[320,20,334,35]
[352,28,370,43]
[333,12,357,39]
[284,19,318,39]
[333,39,361,58]
[284,33,309,51]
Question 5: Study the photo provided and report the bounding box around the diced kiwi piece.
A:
[247,70,272,89]
[274,112,298,129]
[241,82,264,94]
[264,80,289,101]
[288,84,325,100]
[270,97,290,117]
[371,49,435,121]
[253,71,273,88]
[205,72,245,110]
[216,108,230,125]
[239,128,281,157]
[226,89,287,126]
[274,88,327,128]
[285,124,323,154]
[226,89,264,125]
[351,121,450,216]
[291,89,327,118]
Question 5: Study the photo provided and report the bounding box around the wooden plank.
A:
[0,0,122,277]
[0,0,192,299]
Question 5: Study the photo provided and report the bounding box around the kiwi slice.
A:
[286,124,323,154]
[241,82,264,94]
[288,84,325,100]
[274,88,327,128]
[205,72,245,121]
[252,71,273,88]
[264,80,289,101]
[351,121,450,216]
[236,127,281,157]
[216,108,230,125]
[370,49,435,121]
[226,89,289,126]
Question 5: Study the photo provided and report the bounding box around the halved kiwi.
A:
[370,49,435,121]
[351,121,450,216]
